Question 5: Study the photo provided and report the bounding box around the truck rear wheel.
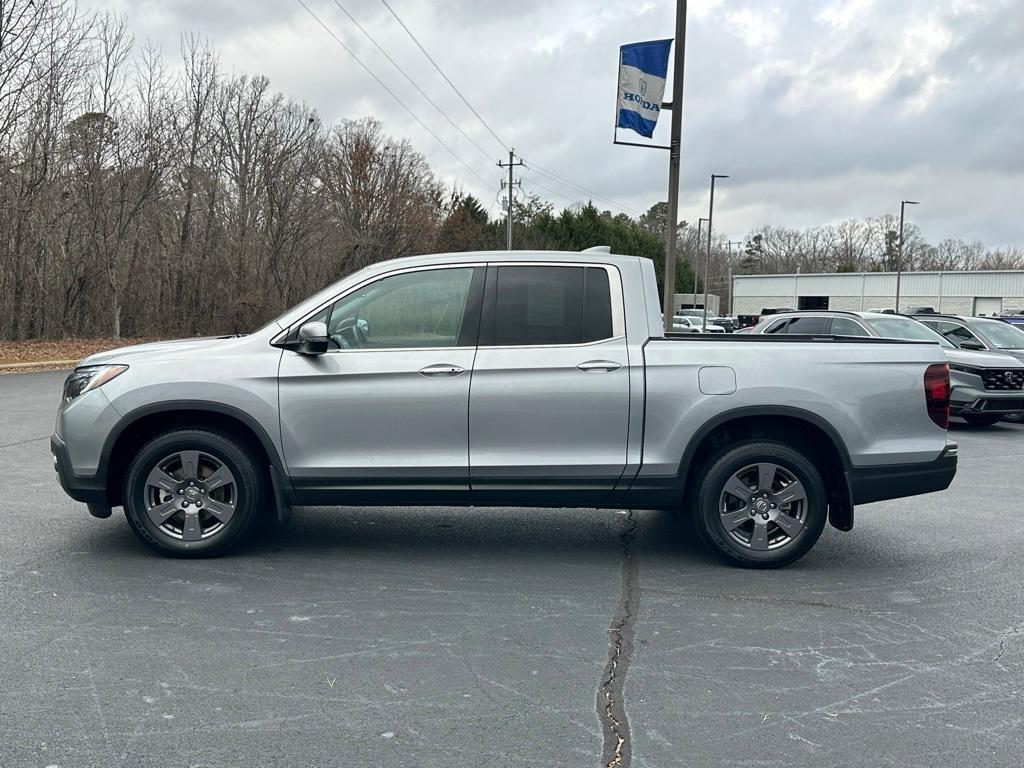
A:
[694,440,827,568]
[123,428,267,557]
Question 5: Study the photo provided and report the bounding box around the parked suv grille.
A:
[981,369,1024,391]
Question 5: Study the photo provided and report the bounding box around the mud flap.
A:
[828,472,855,532]
[269,464,292,526]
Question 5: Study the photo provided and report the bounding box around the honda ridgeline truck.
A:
[52,250,957,567]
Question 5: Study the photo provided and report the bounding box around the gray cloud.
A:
[98,0,1022,245]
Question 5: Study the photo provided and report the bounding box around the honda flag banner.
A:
[616,39,673,138]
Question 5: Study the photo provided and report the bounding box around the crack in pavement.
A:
[0,434,48,450]
[597,510,640,768]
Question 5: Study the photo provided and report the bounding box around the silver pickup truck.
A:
[51,250,957,567]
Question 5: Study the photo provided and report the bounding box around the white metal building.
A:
[732,271,1024,316]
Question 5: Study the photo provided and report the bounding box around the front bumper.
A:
[846,444,958,505]
[950,385,1024,414]
[51,433,107,506]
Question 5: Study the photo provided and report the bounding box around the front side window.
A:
[973,319,1024,349]
[932,321,983,348]
[489,265,614,346]
[323,267,476,350]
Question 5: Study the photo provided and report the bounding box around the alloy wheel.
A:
[718,462,808,551]
[144,450,238,542]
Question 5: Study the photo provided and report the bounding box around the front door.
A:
[468,264,630,502]
[278,265,484,499]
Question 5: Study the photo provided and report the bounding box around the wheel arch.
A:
[101,401,288,507]
[678,406,854,532]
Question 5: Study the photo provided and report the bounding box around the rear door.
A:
[468,263,629,500]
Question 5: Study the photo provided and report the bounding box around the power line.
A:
[328,0,495,166]
[378,0,644,220]
[295,0,491,188]
[520,157,643,217]
[381,0,507,152]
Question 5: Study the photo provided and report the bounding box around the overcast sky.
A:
[97,0,1023,246]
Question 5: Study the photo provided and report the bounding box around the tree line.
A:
[0,2,1016,342]
[0,2,690,341]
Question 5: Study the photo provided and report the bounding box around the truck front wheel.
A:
[694,440,828,568]
[123,428,267,557]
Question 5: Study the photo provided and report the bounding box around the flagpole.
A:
[661,0,687,332]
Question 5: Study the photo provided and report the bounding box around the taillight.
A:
[924,363,950,429]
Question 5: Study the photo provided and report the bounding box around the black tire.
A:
[961,414,1002,426]
[123,428,267,557]
[693,440,828,569]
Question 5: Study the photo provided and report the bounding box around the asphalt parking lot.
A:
[2,370,1023,767]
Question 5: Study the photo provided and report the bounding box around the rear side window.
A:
[487,265,615,346]
[764,319,790,334]
[786,316,831,334]
[829,317,870,337]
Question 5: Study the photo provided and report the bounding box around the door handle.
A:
[419,363,466,377]
[577,360,622,373]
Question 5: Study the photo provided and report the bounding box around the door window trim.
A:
[272,262,486,352]
[476,262,626,349]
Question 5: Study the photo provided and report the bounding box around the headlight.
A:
[62,365,128,403]
[948,364,980,375]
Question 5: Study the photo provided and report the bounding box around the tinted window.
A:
[764,319,790,334]
[583,267,613,341]
[490,266,614,346]
[786,316,831,334]
[829,317,870,337]
[325,267,475,349]
[934,321,983,348]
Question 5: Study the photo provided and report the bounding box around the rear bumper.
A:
[51,433,107,505]
[847,444,958,505]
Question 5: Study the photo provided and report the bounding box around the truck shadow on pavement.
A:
[74,503,928,575]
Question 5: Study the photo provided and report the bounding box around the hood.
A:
[945,347,1024,369]
[78,336,242,367]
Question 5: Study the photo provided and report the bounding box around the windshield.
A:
[974,319,1024,349]
[865,317,954,348]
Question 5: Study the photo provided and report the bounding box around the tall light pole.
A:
[693,216,708,309]
[703,173,729,330]
[895,199,919,312]
[660,0,688,332]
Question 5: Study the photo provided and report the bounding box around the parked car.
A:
[751,310,1024,426]
[736,314,762,329]
[676,308,737,332]
[916,314,1024,360]
[996,309,1024,328]
[52,249,956,568]
[903,306,937,315]
[672,315,727,333]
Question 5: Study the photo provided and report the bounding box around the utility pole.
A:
[895,199,919,312]
[703,173,728,331]
[660,0,688,332]
[498,149,524,250]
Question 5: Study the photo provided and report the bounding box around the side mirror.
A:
[959,339,985,351]
[297,321,329,355]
